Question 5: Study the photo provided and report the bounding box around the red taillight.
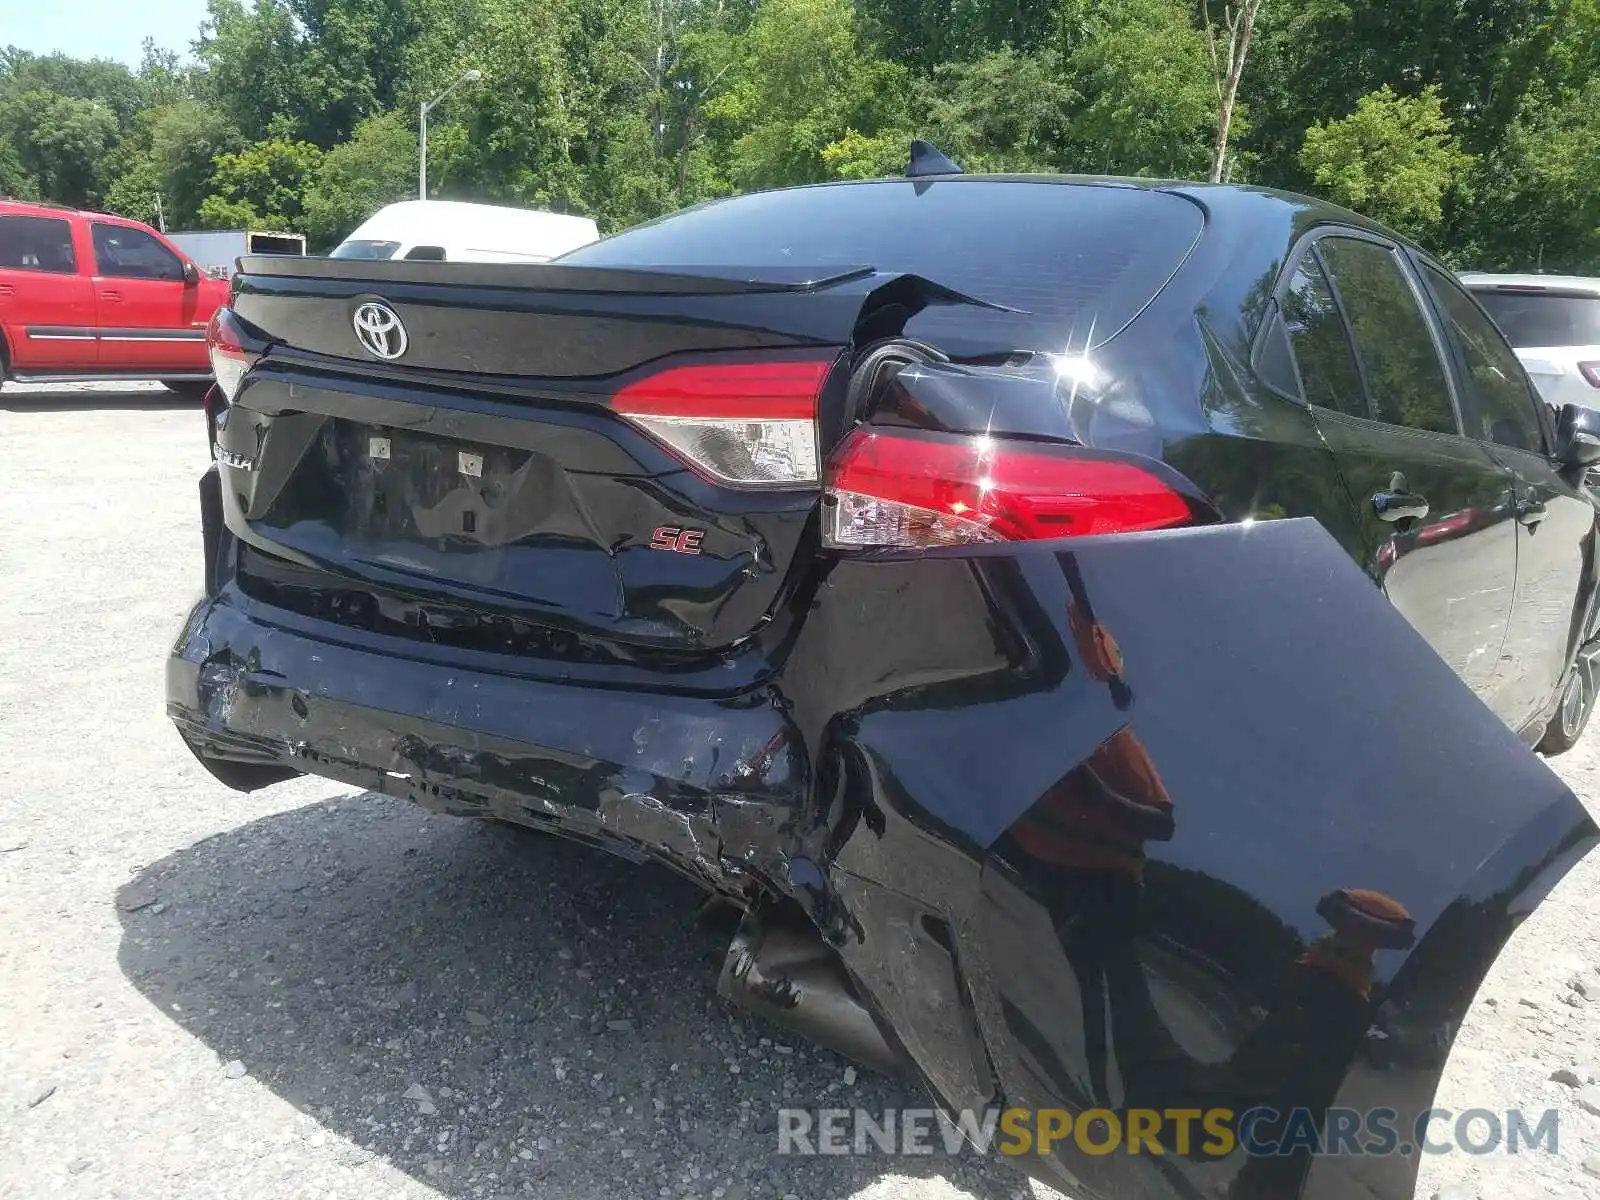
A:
[206,306,260,403]
[612,356,835,486]
[1579,361,1600,388]
[823,427,1195,548]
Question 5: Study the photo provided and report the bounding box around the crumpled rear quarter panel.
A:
[777,517,1596,1200]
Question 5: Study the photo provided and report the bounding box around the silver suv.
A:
[1461,273,1600,410]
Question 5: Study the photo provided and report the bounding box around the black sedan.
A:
[169,158,1600,1200]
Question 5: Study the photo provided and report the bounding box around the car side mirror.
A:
[182,260,200,286]
[1554,403,1600,474]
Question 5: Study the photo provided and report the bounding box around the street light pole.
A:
[419,69,483,201]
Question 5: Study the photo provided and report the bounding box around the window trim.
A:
[1410,251,1554,458]
[1248,298,1304,404]
[1281,226,1468,439]
[1306,240,1375,420]
[0,213,79,275]
[1270,245,1368,419]
[89,219,185,282]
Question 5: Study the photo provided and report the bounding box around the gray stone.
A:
[66,1158,92,1176]
[221,1060,247,1080]
[463,1010,489,1027]
[1430,1186,1476,1200]
[606,1019,635,1033]
[26,1083,56,1108]
[1554,1066,1587,1087]
[1584,1156,1600,1179]
[1519,996,1543,1009]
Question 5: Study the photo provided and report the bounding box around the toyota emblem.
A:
[352,300,407,360]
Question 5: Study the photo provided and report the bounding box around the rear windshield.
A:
[561,179,1204,348]
[330,239,401,260]
[1471,289,1600,348]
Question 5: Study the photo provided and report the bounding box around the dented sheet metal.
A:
[170,513,1595,1200]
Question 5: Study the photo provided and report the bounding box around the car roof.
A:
[1458,271,1600,296]
[345,201,599,242]
[689,173,1423,252]
[0,198,152,228]
[0,198,82,217]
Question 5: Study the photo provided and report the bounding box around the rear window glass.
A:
[330,239,401,260]
[561,180,1204,349]
[1471,290,1600,348]
[0,215,76,273]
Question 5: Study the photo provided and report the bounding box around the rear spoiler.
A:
[228,259,1027,378]
[235,256,879,296]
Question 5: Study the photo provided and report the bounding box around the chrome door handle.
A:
[1516,498,1548,527]
[1373,491,1429,523]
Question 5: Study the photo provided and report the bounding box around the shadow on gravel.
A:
[116,791,1025,1200]
[0,391,195,413]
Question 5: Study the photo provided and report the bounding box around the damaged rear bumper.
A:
[168,553,808,900]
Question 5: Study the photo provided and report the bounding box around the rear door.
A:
[0,212,96,371]
[1288,233,1521,713]
[1419,260,1598,734]
[88,221,209,371]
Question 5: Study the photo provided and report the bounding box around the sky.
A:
[1,0,210,66]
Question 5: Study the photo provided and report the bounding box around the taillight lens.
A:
[1579,361,1600,388]
[612,356,835,486]
[207,306,260,402]
[823,427,1195,548]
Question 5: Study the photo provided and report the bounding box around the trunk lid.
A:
[216,259,960,658]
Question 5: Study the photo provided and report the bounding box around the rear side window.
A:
[1472,290,1600,348]
[403,245,446,261]
[1281,250,1366,418]
[1423,264,1546,453]
[0,215,76,273]
[1318,237,1458,436]
[561,180,1205,348]
[91,223,183,280]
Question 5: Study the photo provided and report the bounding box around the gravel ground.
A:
[2,381,1599,1200]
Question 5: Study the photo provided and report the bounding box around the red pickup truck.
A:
[0,199,231,398]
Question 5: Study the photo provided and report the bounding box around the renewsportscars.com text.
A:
[777,1106,1560,1159]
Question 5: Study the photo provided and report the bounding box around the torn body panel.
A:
[777,518,1595,1200]
[171,495,1591,1199]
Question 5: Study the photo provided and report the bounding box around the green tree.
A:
[1299,85,1473,237]
[706,0,907,189]
[105,100,244,228]
[1065,0,1216,177]
[908,48,1078,173]
[302,110,417,247]
[2,91,121,207]
[1457,81,1600,272]
[197,0,312,142]
[200,136,324,230]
